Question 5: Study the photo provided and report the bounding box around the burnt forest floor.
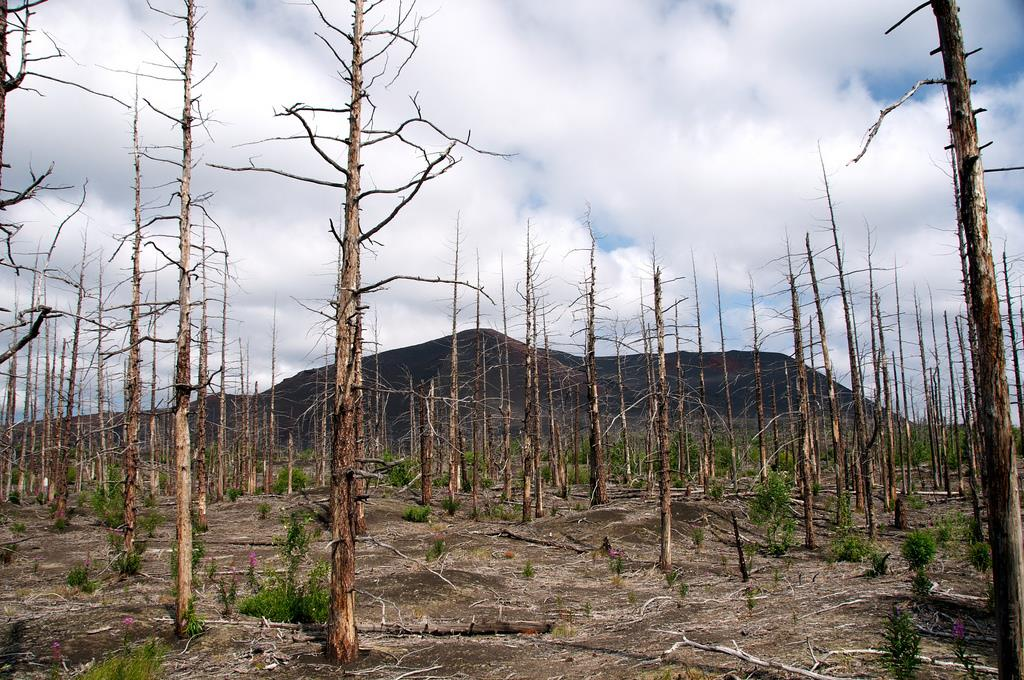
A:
[0,476,1002,679]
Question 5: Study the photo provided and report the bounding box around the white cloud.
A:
[1,0,1021,414]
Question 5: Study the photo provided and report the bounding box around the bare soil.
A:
[0,482,997,678]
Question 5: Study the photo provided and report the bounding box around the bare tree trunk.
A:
[585,222,607,504]
[195,225,210,531]
[915,293,939,490]
[750,281,767,480]
[653,266,672,571]
[893,268,913,494]
[932,3,1024,673]
[420,379,433,506]
[54,244,86,521]
[171,0,197,639]
[714,265,737,488]
[943,312,964,495]
[217,251,228,502]
[499,256,512,501]
[615,324,631,481]
[690,253,713,487]
[265,303,277,495]
[521,226,536,521]
[1003,252,1024,457]
[123,95,143,555]
[787,248,815,549]
[448,222,461,502]
[806,235,845,500]
[472,256,482,516]
[824,162,868,514]
[674,307,688,479]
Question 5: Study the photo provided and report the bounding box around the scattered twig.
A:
[660,632,866,680]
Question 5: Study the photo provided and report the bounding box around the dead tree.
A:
[932,2,1024,670]
[585,221,607,505]
[787,246,815,549]
[122,95,143,555]
[522,226,537,521]
[166,0,198,639]
[194,225,210,531]
[749,279,767,479]
[53,243,86,521]
[853,4,1024,669]
[653,265,673,571]
[1002,252,1024,456]
[714,264,737,487]
[448,221,462,502]
[499,256,513,500]
[806,234,846,499]
[210,0,496,659]
[823,160,869,514]
[216,250,228,501]
[419,379,433,506]
[264,303,277,495]
[690,253,713,487]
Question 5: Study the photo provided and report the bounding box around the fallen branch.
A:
[661,633,866,680]
[153,616,550,636]
[848,79,947,165]
[494,528,592,554]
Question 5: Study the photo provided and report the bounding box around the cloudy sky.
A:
[3,0,1023,412]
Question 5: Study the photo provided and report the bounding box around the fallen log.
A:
[360,620,552,636]
[154,617,552,636]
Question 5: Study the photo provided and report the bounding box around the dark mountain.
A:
[243,328,855,450]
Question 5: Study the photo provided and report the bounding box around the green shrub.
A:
[881,608,921,680]
[386,459,416,487]
[830,533,873,563]
[522,561,535,578]
[967,541,991,572]
[402,505,430,522]
[257,502,271,520]
[182,598,204,637]
[238,514,328,624]
[691,527,705,550]
[114,547,144,576]
[11,521,25,535]
[934,511,972,551]
[911,570,932,597]
[79,639,166,680]
[7,491,20,505]
[901,530,937,571]
[52,517,68,532]
[272,468,308,494]
[89,471,126,529]
[749,471,795,556]
[441,497,461,516]
[138,511,165,538]
[67,564,97,593]
[426,538,448,562]
[706,479,724,501]
[226,488,242,502]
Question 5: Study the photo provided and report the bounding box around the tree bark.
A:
[932,2,1024,674]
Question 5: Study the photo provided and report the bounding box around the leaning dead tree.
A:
[214,0,495,661]
[787,244,815,549]
[851,2,1024,674]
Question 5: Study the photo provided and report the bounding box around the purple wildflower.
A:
[953,619,966,641]
[248,551,258,569]
[51,641,62,661]
[123,616,135,628]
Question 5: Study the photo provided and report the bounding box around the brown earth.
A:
[0,482,996,679]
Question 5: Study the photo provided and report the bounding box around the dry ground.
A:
[0,480,998,679]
